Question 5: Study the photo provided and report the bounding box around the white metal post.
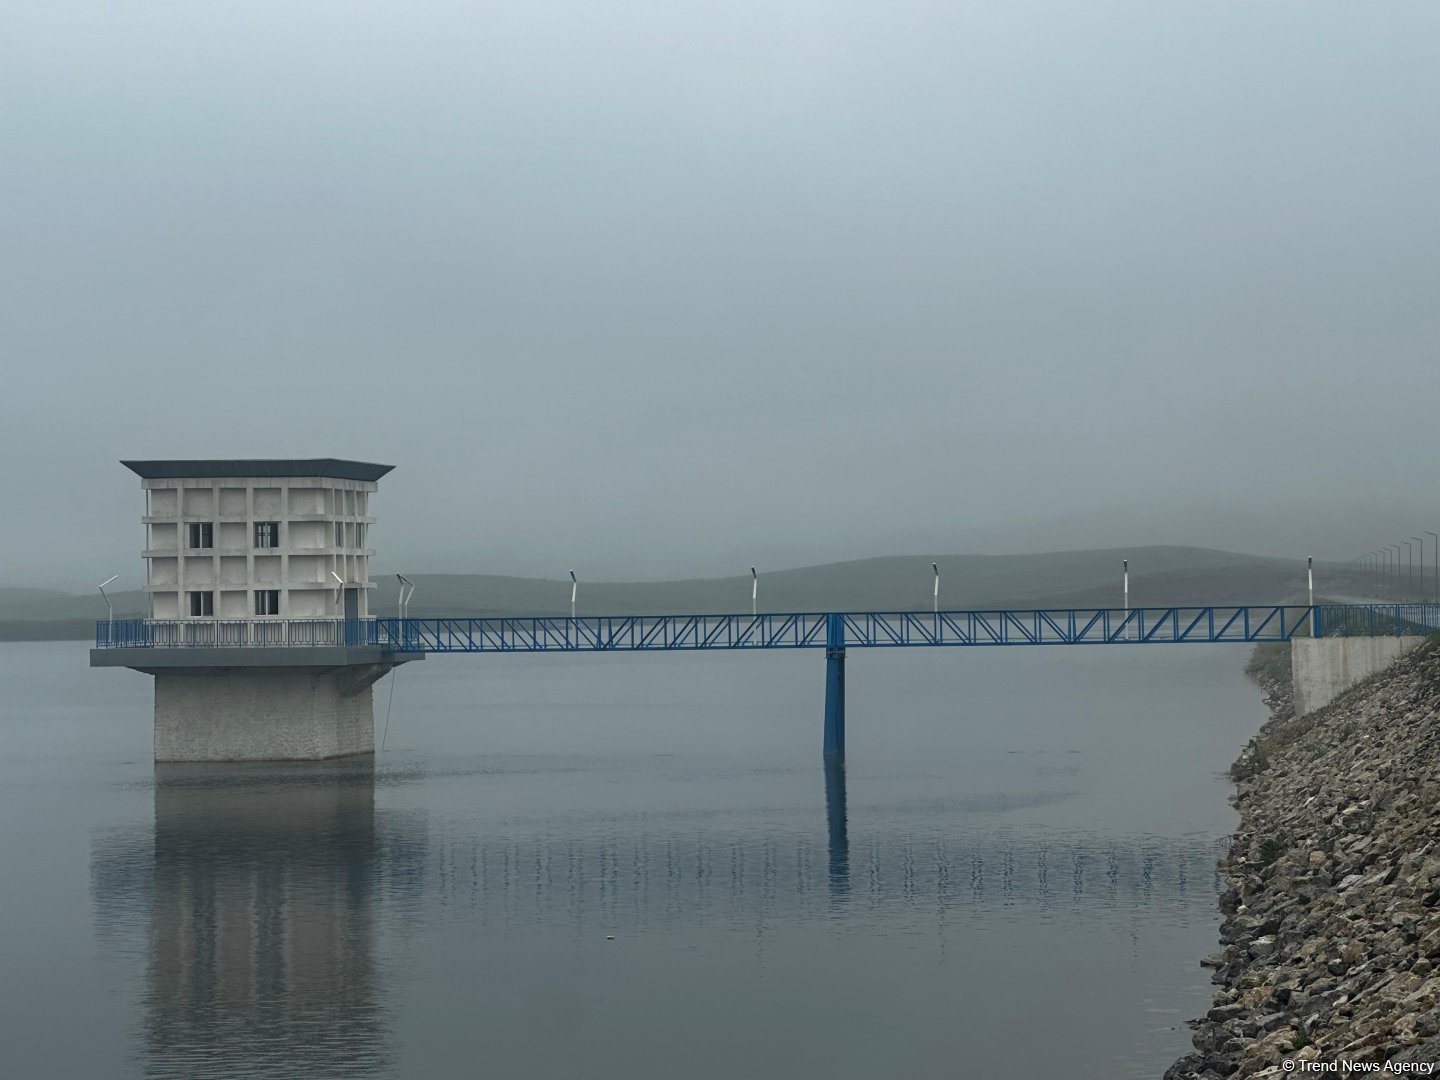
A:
[751,567,757,617]
[99,575,118,642]
[932,563,939,614]
[569,570,577,619]
[1427,532,1438,606]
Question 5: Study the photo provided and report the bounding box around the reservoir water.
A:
[0,640,1268,1078]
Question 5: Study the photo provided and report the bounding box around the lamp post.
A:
[1123,559,1129,612]
[1307,555,1314,609]
[1411,538,1424,603]
[569,570,577,619]
[393,573,415,649]
[1428,532,1438,605]
[932,563,940,614]
[98,575,118,643]
[751,567,758,617]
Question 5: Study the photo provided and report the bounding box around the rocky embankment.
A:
[1167,637,1440,1078]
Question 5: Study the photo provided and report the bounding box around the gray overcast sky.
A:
[3,1,1438,587]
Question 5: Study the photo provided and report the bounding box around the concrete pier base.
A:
[1291,636,1427,717]
[152,665,394,762]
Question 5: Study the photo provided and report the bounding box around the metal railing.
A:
[1314,603,1440,638]
[94,604,1440,651]
[97,618,374,648]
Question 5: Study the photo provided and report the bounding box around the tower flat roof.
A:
[121,459,395,482]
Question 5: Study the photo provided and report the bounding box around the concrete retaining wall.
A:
[153,665,392,761]
[1291,635,1427,717]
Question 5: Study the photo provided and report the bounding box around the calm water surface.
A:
[0,641,1267,1078]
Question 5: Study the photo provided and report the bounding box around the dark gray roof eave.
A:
[119,459,395,482]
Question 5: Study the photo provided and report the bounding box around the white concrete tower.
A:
[92,459,423,762]
[127,458,388,623]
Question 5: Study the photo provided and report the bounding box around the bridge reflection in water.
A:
[91,761,1222,1077]
[412,796,1219,931]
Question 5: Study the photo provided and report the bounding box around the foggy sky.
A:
[4,1,1439,589]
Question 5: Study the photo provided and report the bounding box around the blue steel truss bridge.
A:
[96,603,1440,756]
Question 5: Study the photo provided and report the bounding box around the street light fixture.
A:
[396,574,415,620]
[1427,532,1438,605]
[1122,559,1129,612]
[98,575,118,642]
[750,567,758,617]
[569,570,577,618]
[932,563,940,614]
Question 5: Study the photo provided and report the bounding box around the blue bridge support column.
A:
[823,613,846,758]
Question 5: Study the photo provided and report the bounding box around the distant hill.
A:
[0,586,147,622]
[0,585,147,642]
[1,546,1378,641]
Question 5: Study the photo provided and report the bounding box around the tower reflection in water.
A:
[94,759,421,1080]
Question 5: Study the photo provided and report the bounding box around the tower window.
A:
[335,521,345,548]
[254,522,279,548]
[188,591,214,617]
[254,589,280,616]
[355,523,365,548]
[187,522,213,549]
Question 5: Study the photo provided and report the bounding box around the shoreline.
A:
[1166,638,1440,1078]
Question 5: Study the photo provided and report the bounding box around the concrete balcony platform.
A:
[90,645,425,671]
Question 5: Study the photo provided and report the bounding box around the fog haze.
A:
[4,1,1437,587]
